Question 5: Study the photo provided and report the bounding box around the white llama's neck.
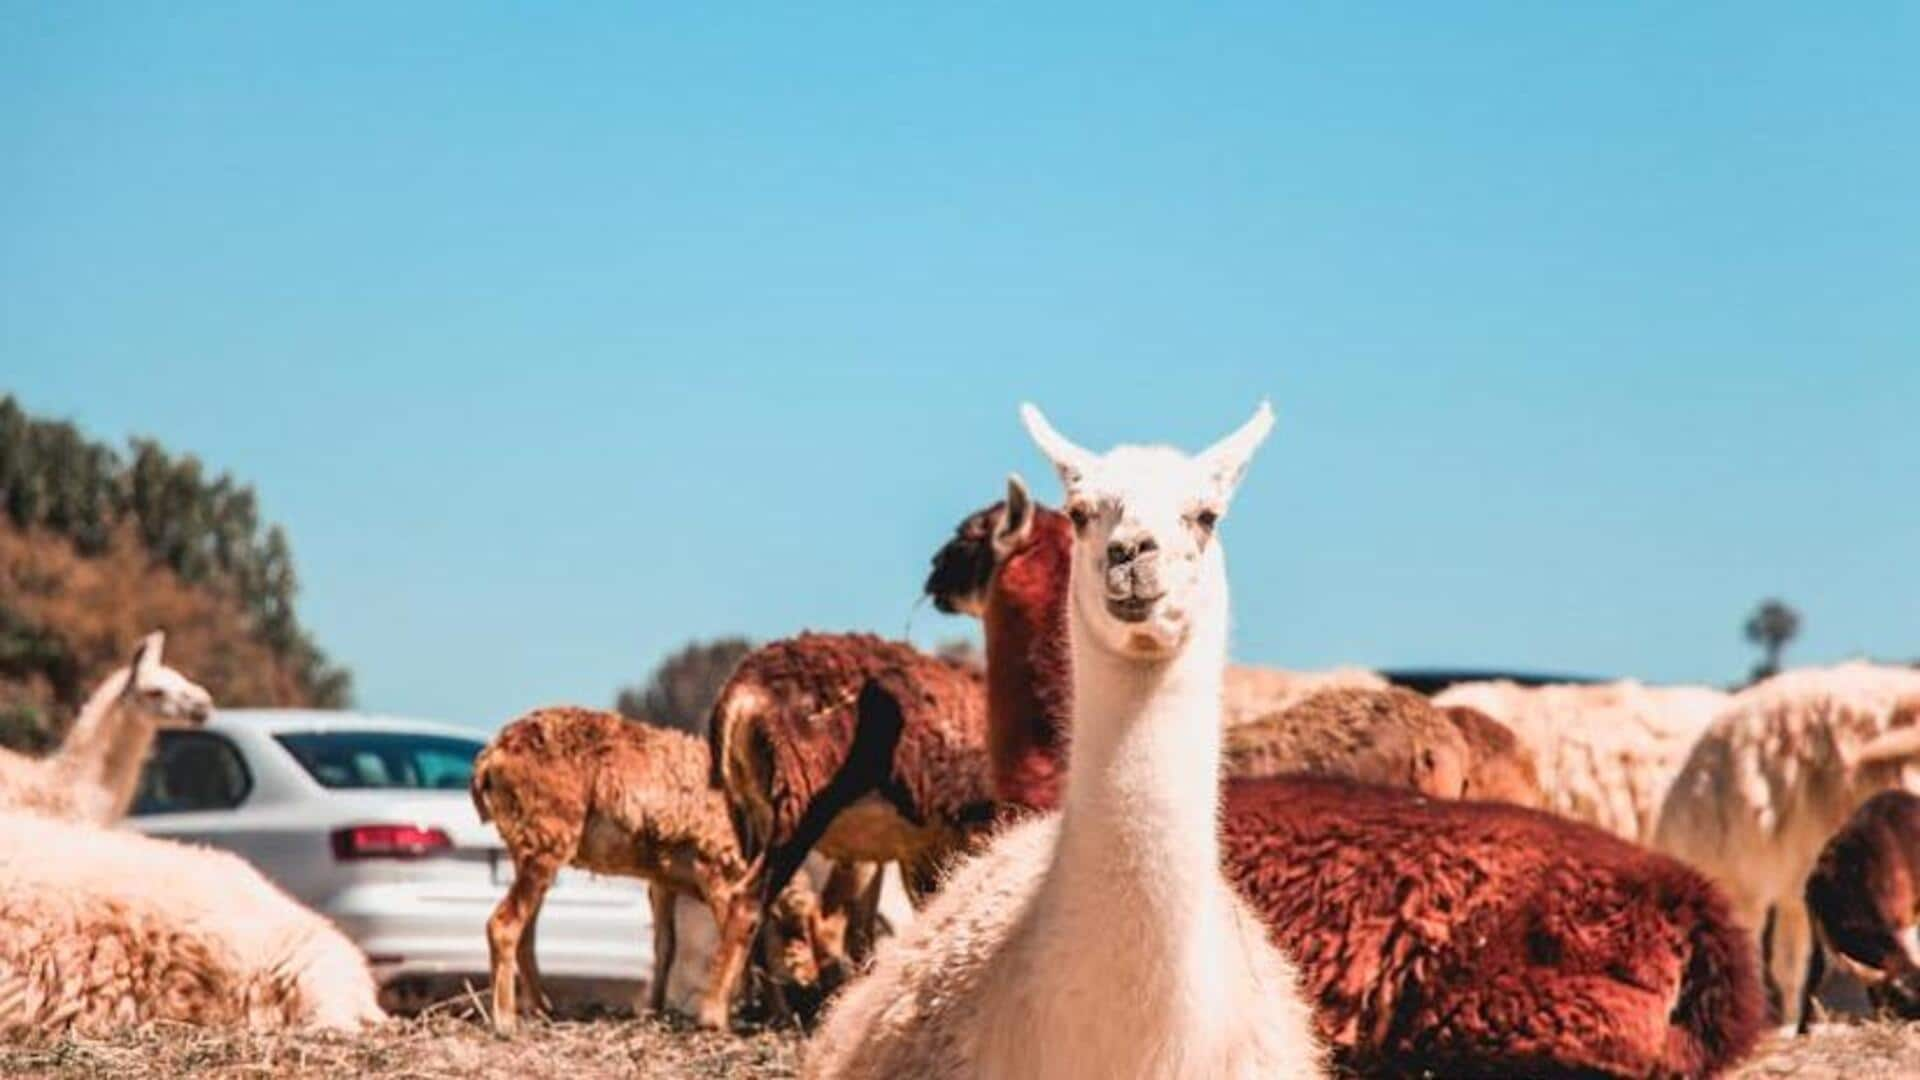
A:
[52,668,154,819]
[1052,578,1232,941]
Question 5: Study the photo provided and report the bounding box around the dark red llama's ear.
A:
[994,474,1035,558]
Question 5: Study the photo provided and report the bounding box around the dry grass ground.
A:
[0,1015,801,1080]
[3,1016,1916,1079]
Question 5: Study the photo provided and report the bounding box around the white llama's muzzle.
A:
[1104,555,1169,623]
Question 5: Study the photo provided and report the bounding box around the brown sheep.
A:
[471,707,832,1032]
[1799,787,1920,1030]
[1223,685,1472,797]
[706,633,996,1018]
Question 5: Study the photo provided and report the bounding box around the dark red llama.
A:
[926,475,1072,811]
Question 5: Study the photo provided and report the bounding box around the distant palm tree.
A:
[1743,599,1801,684]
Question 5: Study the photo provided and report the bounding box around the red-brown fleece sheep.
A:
[1799,788,1920,1029]
[923,484,1767,1077]
[706,632,996,1009]
[1228,776,1763,1077]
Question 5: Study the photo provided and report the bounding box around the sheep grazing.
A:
[706,632,996,1020]
[471,706,835,1033]
[1799,788,1920,1029]
[928,468,1764,1076]
[1437,678,1729,843]
[1655,664,1920,1028]
[0,631,212,823]
[0,810,383,1038]
[809,402,1323,1079]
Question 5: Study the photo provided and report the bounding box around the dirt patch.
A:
[3,1015,1916,1078]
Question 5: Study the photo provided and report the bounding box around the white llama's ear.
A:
[994,474,1035,558]
[133,630,166,671]
[125,630,165,690]
[1020,403,1096,492]
[1195,401,1275,501]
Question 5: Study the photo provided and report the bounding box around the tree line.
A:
[1,395,349,748]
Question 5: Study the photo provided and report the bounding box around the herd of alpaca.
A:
[8,398,1920,1080]
[914,450,1762,1077]
[809,401,1325,1078]
[0,633,383,1038]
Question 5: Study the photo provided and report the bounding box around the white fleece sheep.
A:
[1434,679,1728,843]
[1651,662,1920,1028]
[0,812,385,1038]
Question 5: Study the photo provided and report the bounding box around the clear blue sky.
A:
[5,4,1916,728]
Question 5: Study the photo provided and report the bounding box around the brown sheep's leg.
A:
[487,855,558,1035]
[518,888,552,1017]
[647,884,677,1015]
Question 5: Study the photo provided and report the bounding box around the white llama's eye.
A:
[1191,508,1219,534]
[1067,503,1092,531]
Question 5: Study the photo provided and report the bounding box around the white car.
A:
[127,709,653,999]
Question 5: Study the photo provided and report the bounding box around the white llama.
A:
[0,809,385,1036]
[806,402,1323,1080]
[0,631,212,823]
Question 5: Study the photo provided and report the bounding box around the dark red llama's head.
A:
[926,476,1075,810]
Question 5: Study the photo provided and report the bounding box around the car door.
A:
[127,729,322,893]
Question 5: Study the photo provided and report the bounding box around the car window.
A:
[132,731,253,815]
[274,731,483,790]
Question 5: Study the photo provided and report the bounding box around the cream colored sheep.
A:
[0,631,212,823]
[1434,678,1727,842]
[0,811,384,1037]
[1652,662,1920,1028]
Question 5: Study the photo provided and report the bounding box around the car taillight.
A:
[330,824,453,861]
